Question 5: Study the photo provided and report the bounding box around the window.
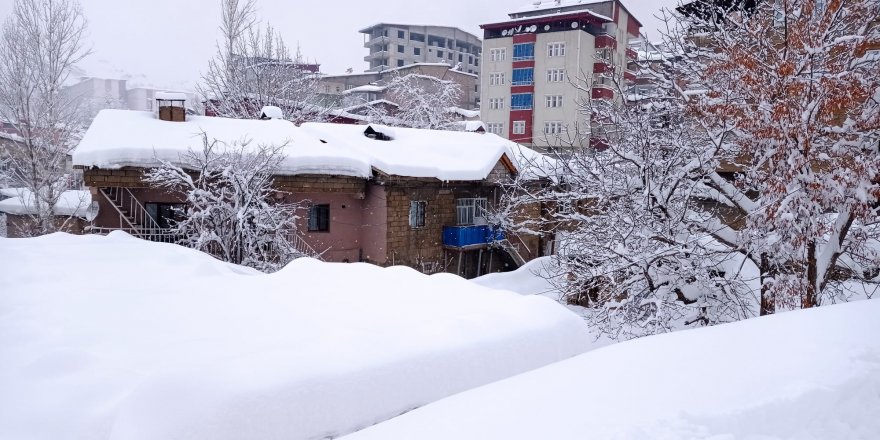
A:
[475,58,479,67]
[547,42,566,57]
[544,121,564,134]
[513,120,526,135]
[512,68,534,85]
[458,53,463,62]
[488,97,504,110]
[398,30,405,39]
[308,204,330,232]
[490,48,506,61]
[409,201,426,228]
[414,47,421,55]
[510,93,533,110]
[489,72,505,86]
[397,60,405,67]
[487,122,503,135]
[410,32,425,42]
[456,198,488,226]
[545,95,563,108]
[597,48,613,62]
[547,68,565,82]
[397,45,404,53]
[469,56,474,65]
[145,203,184,229]
[437,50,444,58]
[512,43,535,61]
[448,52,453,60]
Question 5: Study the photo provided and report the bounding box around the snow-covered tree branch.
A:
[199,0,326,123]
[144,133,304,272]
[0,0,89,236]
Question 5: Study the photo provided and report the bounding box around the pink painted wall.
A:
[283,191,367,263]
[361,184,388,264]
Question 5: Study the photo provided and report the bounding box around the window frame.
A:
[409,201,427,228]
[512,120,526,135]
[486,122,504,135]
[455,198,488,226]
[307,204,330,232]
[547,42,566,57]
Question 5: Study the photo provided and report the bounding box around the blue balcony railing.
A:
[442,225,505,248]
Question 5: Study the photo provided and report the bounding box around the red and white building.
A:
[479,0,641,150]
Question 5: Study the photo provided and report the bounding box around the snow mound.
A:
[0,232,590,440]
[472,256,560,297]
[340,299,880,440]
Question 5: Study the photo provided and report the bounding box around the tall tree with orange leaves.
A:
[670,0,880,312]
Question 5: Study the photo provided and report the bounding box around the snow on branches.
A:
[0,0,89,236]
[145,133,304,272]
[671,0,880,309]
[383,73,463,130]
[199,0,325,123]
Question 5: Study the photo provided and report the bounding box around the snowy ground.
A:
[0,232,590,440]
[341,299,880,440]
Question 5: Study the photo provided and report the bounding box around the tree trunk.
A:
[804,240,819,309]
[760,253,775,315]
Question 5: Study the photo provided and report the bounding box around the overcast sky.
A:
[0,0,681,91]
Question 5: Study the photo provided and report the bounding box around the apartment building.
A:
[479,0,641,150]
[360,23,482,76]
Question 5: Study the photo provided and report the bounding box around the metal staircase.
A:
[94,187,322,260]
[98,187,163,236]
[495,238,527,267]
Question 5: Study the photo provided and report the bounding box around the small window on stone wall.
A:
[409,201,426,228]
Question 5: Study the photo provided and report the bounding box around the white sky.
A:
[0,0,682,91]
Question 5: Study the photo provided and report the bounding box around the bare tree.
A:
[0,0,89,236]
[383,73,463,130]
[145,133,305,272]
[199,0,326,123]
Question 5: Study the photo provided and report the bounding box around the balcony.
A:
[442,225,505,248]
[364,35,389,48]
[626,47,638,60]
[511,79,534,86]
[593,59,613,74]
[595,34,617,49]
[363,50,388,62]
[592,85,614,100]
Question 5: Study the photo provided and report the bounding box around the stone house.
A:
[72,101,544,277]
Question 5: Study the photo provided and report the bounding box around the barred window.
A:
[409,201,427,228]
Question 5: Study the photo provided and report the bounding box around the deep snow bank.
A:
[341,299,880,440]
[0,232,590,440]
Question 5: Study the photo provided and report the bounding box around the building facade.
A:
[73,104,544,278]
[359,23,482,75]
[479,0,641,150]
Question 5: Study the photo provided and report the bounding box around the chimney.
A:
[155,92,187,122]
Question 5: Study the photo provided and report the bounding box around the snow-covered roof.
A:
[449,107,481,118]
[342,84,387,94]
[73,110,373,178]
[154,91,188,101]
[451,120,486,132]
[299,123,521,181]
[510,0,606,15]
[74,110,545,182]
[259,105,284,120]
[0,188,92,217]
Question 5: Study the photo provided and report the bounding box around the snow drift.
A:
[0,232,590,440]
[341,299,880,440]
